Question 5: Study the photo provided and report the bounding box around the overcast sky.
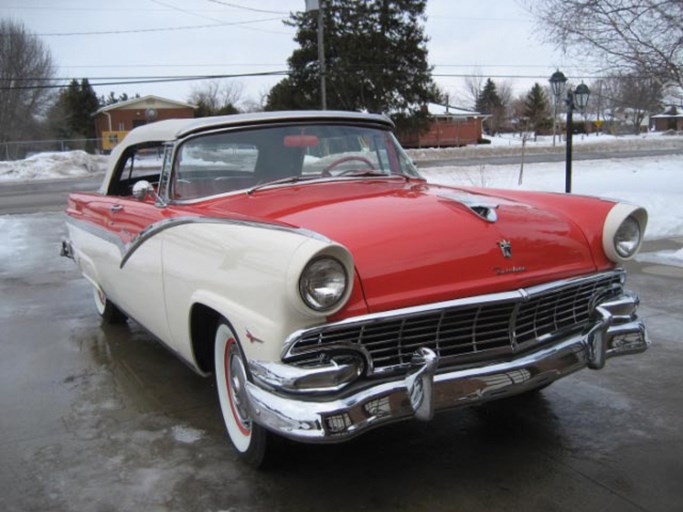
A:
[3,0,590,109]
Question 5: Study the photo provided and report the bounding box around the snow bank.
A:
[0,151,108,182]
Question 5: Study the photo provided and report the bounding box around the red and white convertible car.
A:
[62,111,649,466]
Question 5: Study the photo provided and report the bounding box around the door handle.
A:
[110,204,123,213]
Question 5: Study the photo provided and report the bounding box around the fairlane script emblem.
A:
[498,240,512,259]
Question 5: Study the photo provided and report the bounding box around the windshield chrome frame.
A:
[163,121,423,204]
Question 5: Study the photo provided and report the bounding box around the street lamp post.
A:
[549,70,566,147]
[549,70,590,193]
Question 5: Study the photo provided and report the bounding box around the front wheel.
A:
[214,321,270,467]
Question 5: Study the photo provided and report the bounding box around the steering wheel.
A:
[322,156,375,176]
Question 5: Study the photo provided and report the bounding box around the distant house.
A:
[651,106,683,131]
[94,95,196,152]
[398,103,487,148]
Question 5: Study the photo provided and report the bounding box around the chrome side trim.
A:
[65,217,126,255]
[66,214,331,269]
[121,216,331,268]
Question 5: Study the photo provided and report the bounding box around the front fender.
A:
[160,221,353,365]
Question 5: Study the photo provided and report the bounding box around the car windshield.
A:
[170,123,421,201]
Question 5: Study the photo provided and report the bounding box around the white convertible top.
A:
[103,110,394,191]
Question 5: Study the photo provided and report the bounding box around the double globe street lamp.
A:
[549,70,590,193]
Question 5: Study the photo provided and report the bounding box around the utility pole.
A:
[305,0,326,110]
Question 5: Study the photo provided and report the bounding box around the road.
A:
[0,175,102,215]
[1,212,682,511]
[1,146,682,215]
[414,146,683,168]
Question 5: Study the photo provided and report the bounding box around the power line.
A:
[147,0,291,35]
[36,17,283,37]
[150,0,226,24]
[428,15,532,23]
[433,64,573,69]
[1,69,636,91]
[432,73,622,80]
[0,2,285,13]
[0,71,288,90]
[59,63,285,69]
[204,0,290,15]
[55,63,572,70]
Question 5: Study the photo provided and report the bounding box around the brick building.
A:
[94,95,196,152]
[651,106,683,132]
[398,103,488,148]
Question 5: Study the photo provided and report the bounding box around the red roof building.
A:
[398,103,488,148]
[94,95,196,152]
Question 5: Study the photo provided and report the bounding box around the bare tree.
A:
[617,72,664,133]
[509,93,529,133]
[0,20,56,152]
[496,80,515,130]
[461,71,485,110]
[526,0,683,88]
[188,80,244,116]
[593,77,622,134]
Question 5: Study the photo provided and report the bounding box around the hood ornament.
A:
[437,192,499,222]
[498,240,512,259]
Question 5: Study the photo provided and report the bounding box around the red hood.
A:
[200,179,598,312]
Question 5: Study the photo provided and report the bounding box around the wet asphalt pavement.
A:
[1,212,682,512]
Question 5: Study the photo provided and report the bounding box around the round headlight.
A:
[299,257,348,312]
[614,215,642,259]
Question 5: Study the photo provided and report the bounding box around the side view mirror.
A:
[132,180,166,206]
[132,180,153,201]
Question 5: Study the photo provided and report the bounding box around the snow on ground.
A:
[636,247,683,268]
[0,150,108,181]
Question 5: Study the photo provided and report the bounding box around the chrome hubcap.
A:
[229,348,251,429]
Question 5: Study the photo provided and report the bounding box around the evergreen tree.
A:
[523,82,550,138]
[51,78,100,144]
[475,78,504,134]
[265,0,439,132]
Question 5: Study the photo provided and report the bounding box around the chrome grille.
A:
[284,272,623,374]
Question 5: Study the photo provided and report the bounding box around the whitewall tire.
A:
[214,321,269,467]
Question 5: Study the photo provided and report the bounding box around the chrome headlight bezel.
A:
[299,256,349,312]
[602,203,648,263]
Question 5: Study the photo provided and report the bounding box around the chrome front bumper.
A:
[245,292,649,443]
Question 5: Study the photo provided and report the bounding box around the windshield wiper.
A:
[247,170,409,195]
[331,169,411,180]
[337,169,388,177]
[247,175,320,195]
